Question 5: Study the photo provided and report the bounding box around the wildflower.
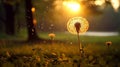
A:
[48,33,55,40]
[105,41,112,48]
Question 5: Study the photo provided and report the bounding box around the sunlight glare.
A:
[110,0,120,12]
[94,0,105,6]
[63,1,80,13]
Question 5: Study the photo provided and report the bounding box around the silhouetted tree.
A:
[25,0,39,41]
[2,0,15,35]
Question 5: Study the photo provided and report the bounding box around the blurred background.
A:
[0,0,120,39]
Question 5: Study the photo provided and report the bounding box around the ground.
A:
[0,32,120,67]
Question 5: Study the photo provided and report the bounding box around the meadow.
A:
[0,31,120,67]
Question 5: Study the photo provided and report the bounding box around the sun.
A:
[63,1,80,13]
[67,17,89,35]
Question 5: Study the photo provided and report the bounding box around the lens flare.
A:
[63,1,80,13]
[67,17,89,35]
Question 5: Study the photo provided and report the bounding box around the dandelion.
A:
[48,33,55,40]
[105,41,112,48]
[48,33,56,44]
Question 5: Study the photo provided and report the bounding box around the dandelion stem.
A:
[77,33,83,57]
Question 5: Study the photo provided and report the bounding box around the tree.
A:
[25,0,39,41]
[1,0,21,35]
[1,0,40,41]
[2,0,15,35]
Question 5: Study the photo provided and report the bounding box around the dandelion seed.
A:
[105,41,112,48]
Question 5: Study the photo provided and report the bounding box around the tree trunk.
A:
[3,2,15,35]
[25,0,39,41]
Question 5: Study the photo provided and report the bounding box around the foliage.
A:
[0,33,120,67]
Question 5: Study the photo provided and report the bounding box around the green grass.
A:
[1,29,120,44]
[0,42,120,67]
[0,31,120,67]
[38,32,120,44]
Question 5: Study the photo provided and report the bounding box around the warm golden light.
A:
[31,7,35,12]
[110,0,120,12]
[63,1,80,13]
[67,17,89,35]
[94,0,105,6]
[94,0,120,12]
[33,19,37,26]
